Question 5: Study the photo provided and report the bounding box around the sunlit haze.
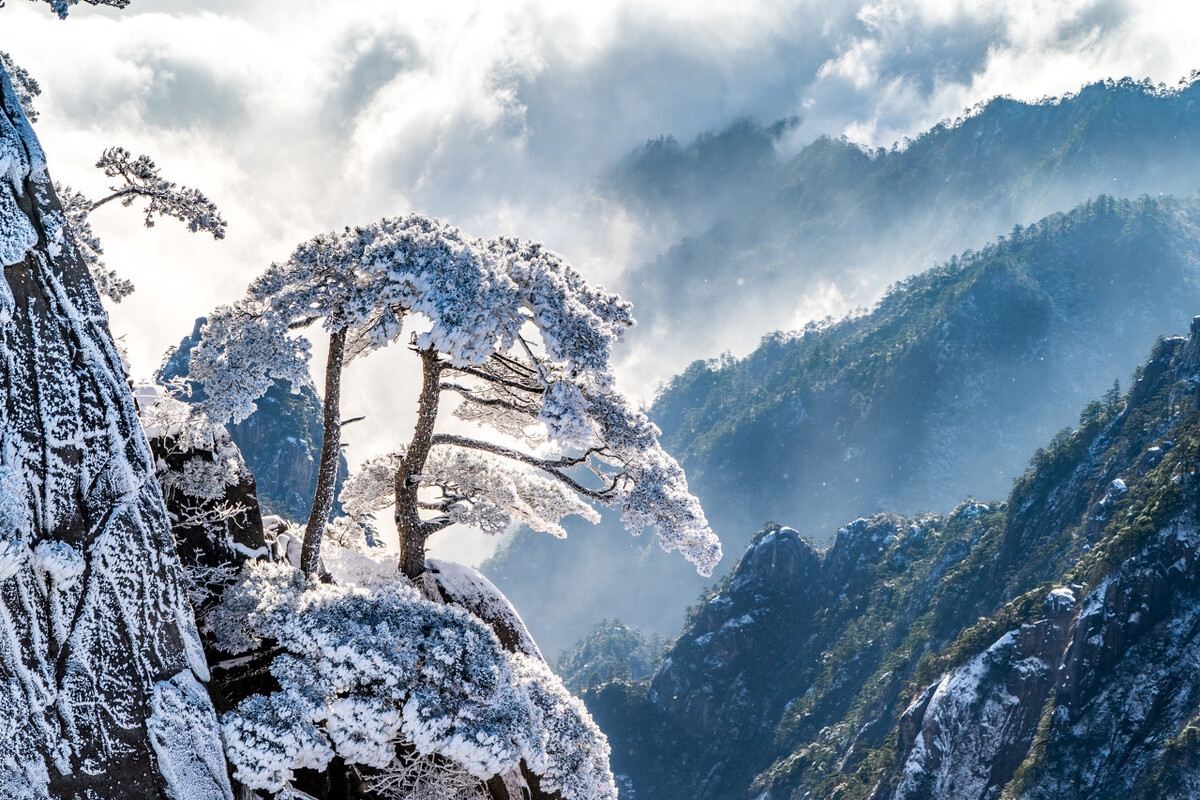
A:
[6,0,1200,563]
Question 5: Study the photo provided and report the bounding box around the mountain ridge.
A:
[486,192,1200,655]
[584,318,1200,800]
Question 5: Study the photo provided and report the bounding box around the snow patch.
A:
[1045,586,1077,616]
[147,670,234,800]
[32,541,84,588]
[0,755,49,800]
[321,539,399,589]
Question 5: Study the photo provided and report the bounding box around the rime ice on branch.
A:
[56,147,228,303]
[28,0,129,19]
[0,51,227,303]
[189,213,721,579]
[0,60,230,798]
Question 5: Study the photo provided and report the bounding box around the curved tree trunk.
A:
[396,347,442,580]
[0,67,231,798]
[301,327,347,577]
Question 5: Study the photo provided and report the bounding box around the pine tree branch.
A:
[439,382,541,416]
[430,433,617,501]
[445,363,544,395]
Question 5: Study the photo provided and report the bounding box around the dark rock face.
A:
[889,597,1076,799]
[0,67,229,798]
[592,515,991,800]
[140,388,269,608]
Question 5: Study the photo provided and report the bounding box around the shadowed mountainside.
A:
[486,194,1200,655]
[587,317,1200,800]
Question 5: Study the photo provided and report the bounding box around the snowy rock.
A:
[428,558,544,661]
[148,671,234,800]
[1044,586,1076,617]
[0,62,229,798]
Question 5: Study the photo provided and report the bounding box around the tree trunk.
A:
[396,347,442,579]
[301,327,347,577]
[0,67,231,798]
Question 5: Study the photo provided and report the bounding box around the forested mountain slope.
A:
[654,194,1200,540]
[486,194,1200,655]
[588,316,1200,800]
[614,76,1200,365]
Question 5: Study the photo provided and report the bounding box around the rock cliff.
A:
[0,64,229,799]
[159,317,346,523]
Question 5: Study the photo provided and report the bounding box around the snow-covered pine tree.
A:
[0,57,231,799]
[188,213,722,580]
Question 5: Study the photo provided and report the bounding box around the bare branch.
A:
[445,363,544,395]
[431,433,618,502]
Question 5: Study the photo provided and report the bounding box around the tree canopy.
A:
[188,213,721,579]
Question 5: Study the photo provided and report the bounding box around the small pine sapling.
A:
[56,147,227,302]
[0,53,226,302]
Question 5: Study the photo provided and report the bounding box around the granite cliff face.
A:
[588,318,1200,800]
[0,65,229,799]
[886,326,1200,799]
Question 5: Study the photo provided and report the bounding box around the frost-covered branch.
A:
[440,381,539,416]
[430,433,616,502]
[53,147,227,302]
[26,0,130,18]
[93,147,227,238]
[448,361,545,395]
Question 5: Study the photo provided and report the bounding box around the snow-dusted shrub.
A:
[212,561,617,800]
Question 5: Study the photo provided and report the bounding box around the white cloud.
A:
[7,0,1200,563]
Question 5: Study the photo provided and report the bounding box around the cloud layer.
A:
[5,0,1200,562]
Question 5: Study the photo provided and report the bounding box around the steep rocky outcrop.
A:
[589,318,1200,800]
[586,510,999,800]
[0,66,229,798]
[159,317,346,523]
[139,387,268,578]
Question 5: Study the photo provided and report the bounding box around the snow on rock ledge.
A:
[149,671,234,800]
[428,558,545,661]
